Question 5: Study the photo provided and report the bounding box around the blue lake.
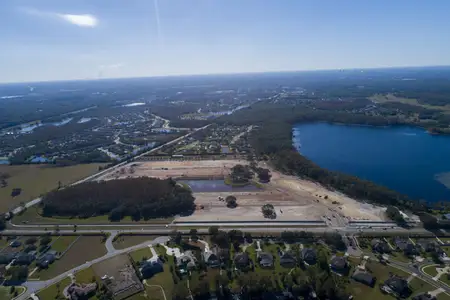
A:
[292,123,450,202]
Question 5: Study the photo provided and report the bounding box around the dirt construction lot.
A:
[98,160,385,223]
[97,159,244,180]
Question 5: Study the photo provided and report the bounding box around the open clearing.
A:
[369,93,450,112]
[113,235,155,250]
[13,206,171,225]
[97,159,243,180]
[35,236,107,280]
[96,159,384,223]
[0,163,105,212]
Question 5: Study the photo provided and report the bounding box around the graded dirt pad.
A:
[97,159,384,223]
[178,165,385,223]
[97,159,247,180]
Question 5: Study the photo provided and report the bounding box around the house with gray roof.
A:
[234,252,250,269]
[301,248,316,265]
[203,248,220,268]
[381,275,410,298]
[371,239,391,254]
[257,252,274,268]
[330,256,348,275]
[279,252,296,268]
[412,293,437,300]
[352,269,376,287]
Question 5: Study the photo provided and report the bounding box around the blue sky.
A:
[1,0,450,83]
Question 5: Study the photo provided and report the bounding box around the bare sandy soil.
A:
[97,160,385,223]
[97,160,246,180]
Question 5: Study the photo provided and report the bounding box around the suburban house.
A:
[140,260,164,279]
[234,252,250,269]
[257,252,274,268]
[67,282,97,300]
[14,252,36,266]
[177,251,196,274]
[416,239,441,253]
[330,256,348,275]
[279,252,296,268]
[301,248,317,265]
[0,253,15,265]
[380,275,410,298]
[9,240,21,248]
[37,250,57,269]
[351,269,376,287]
[394,238,419,256]
[371,239,391,253]
[203,248,220,268]
[412,292,437,300]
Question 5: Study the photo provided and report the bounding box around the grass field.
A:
[423,265,439,277]
[369,93,450,112]
[35,236,107,280]
[36,277,71,300]
[50,235,79,253]
[13,206,172,225]
[0,286,24,300]
[0,163,105,212]
[113,235,155,250]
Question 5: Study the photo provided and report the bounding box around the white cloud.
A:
[58,14,98,27]
[19,7,98,28]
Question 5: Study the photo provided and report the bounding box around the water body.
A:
[180,180,259,193]
[292,123,450,202]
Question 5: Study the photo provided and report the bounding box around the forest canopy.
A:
[41,177,195,221]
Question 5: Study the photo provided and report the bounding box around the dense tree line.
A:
[41,178,195,221]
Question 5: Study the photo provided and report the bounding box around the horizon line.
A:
[1,64,450,85]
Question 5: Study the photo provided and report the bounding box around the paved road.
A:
[17,236,170,300]
[10,124,211,216]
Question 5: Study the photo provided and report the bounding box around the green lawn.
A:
[34,236,107,280]
[438,293,450,300]
[423,265,439,277]
[409,278,436,298]
[0,163,106,213]
[36,277,71,300]
[130,247,154,262]
[13,206,172,225]
[113,235,155,250]
[50,235,79,253]
[75,267,99,284]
